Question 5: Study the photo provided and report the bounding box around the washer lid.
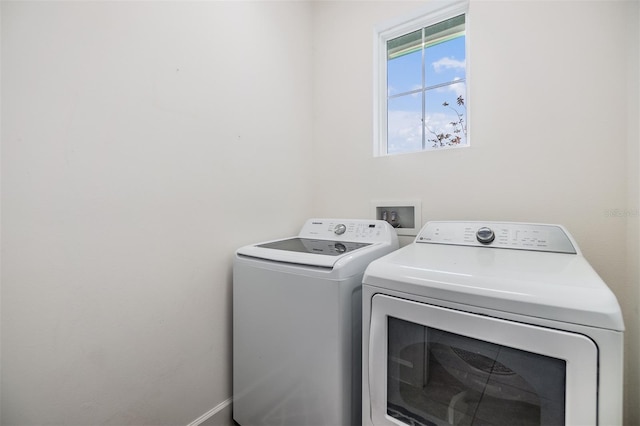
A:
[238,238,374,268]
[363,242,624,331]
[256,238,371,256]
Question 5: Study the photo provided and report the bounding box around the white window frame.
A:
[373,0,470,156]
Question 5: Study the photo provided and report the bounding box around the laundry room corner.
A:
[1,0,638,425]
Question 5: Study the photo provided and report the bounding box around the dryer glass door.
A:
[368,295,598,426]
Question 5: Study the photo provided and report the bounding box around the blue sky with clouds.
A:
[387,36,466,154]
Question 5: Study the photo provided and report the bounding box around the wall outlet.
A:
[372,200,421,236]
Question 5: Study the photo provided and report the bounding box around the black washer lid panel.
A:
[257,238,371,256]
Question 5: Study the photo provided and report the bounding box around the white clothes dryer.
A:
[362,221,624,426]
[233,218,399,426]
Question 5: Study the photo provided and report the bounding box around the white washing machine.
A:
[362,221,624,426]
[233,218,399,426]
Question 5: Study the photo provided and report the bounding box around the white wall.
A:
[627,1,640,423]
[1,2,313,425]
[311,0,640,424]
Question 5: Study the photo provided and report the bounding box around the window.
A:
[374,1,469,156]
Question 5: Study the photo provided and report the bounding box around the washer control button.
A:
[476,227,495,244]
[334,224,347,235]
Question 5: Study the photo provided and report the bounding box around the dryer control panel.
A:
[416,221,577,254]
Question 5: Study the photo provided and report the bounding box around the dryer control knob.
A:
[476,227,495,244]
[334,224,347,235]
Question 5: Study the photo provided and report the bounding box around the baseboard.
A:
[187,398,233,426]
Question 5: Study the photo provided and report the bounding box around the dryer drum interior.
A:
[387,317,566,426]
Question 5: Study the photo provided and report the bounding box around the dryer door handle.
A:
[367,304,387,425]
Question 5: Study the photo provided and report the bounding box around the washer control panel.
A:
[417,221,577,254]
[299,218,396,242]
